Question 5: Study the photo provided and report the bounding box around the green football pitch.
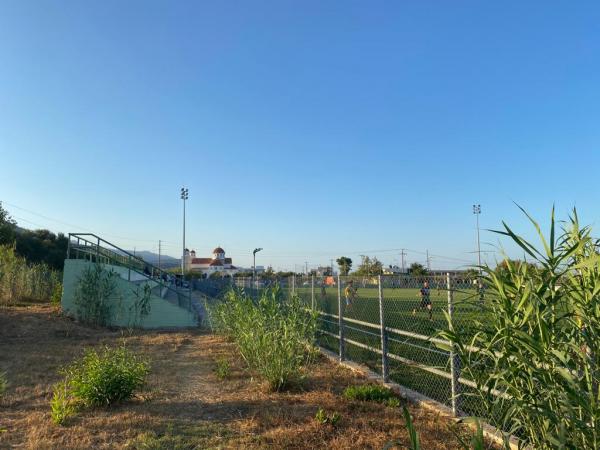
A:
[293,286,485,336]
[292,285,489,416]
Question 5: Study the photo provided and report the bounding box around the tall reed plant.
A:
[211,286,317,390]
[441,207,600,449]
[73,263,120,327]
[0,244,61,304]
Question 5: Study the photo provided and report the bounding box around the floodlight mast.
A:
[472,204,482,274]
[181,187,189,277]
[473,204,483,301]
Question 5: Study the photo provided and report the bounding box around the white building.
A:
[184,247,240,277]
[383,265,406,275]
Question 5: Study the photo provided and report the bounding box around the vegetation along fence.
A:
[198,273,490,419]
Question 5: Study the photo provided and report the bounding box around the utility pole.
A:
[158,240,162,270]
[400,249,406,273]
[180,187,189,277]
[305,261,308,275]
[330,259,334,276]
[426,250,431,271]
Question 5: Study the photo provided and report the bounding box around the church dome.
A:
[213,247,225,254]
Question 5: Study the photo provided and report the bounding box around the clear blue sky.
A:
[1,1,599,271]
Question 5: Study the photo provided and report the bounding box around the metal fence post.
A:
[311,275,315,310]
[378,275,389,382]
[338,274,344,361]
[292,274,296,296]
[447,272,460,415]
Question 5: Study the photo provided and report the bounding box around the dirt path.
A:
[0,305,476,449]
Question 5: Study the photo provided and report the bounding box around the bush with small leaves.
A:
[63,346,149,407]
[50,345,149,424]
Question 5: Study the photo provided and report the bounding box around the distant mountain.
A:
[129,250,180,269]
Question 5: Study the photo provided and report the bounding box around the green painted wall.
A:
[62,259,197,328]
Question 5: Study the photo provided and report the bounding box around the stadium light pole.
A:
[472,204,482,273]
[253,248,263,286]
[473,204,483,302]
[181,187,189,277]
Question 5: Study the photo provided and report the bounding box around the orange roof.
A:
[192,258,212,264]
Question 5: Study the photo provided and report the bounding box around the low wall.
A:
[61,259,197,328]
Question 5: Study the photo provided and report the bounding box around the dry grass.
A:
[0,304,475,449]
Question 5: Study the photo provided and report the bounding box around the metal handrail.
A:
[67,232,193,312]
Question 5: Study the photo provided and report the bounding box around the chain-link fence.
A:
[195,273,490,419]
[286,273,490,418]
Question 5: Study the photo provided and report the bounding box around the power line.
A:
[3,201,176,244]
[3,201,479,267]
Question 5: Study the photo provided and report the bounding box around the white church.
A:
[183,247,240,277]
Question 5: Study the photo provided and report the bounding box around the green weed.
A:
[214,358,230,380]
[385,397,401,408]
[342,384,396,403]
[0,371,7,398]
[315,407,341,426]
[50,380,76,425]
[51,282,63,305]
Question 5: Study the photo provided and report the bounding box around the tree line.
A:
[0,202,68,271]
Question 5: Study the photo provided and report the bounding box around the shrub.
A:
[342,384,396,403]
[62,346,149,407]
[50,345,149,424]
[211,286,317,390]
[440,207,600,449]
[73,264,120,326]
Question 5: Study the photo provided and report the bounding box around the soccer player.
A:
[413,281,433,320]
[344,280,357,307]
